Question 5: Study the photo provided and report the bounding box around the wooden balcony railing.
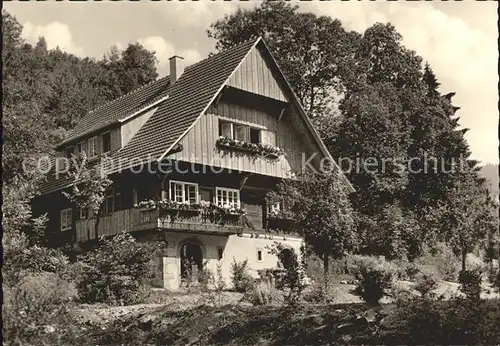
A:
[75,207,245,242]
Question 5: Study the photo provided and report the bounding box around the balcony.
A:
[75,205,246,242]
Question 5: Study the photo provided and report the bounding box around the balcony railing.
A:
[75,206,245,242]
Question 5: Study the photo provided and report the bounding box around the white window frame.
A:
[60,208,72,231]
[261,130,276,146]
[215,187,240,209]
[78,206,89,220]
[88,136,97,158]
[233,124,248,142]
[76,141,86,156]
[101,131,111,154]
[220,121,233,138]
[169,180,199,204]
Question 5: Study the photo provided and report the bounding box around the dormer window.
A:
[88,136,97,158]
[101,132,111,154]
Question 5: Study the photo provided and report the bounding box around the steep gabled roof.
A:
[41,37,354,194]
[60,76,171,145]
[110,38,260,169]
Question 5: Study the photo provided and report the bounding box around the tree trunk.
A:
[323,254,329,301]
[461,249,467,272]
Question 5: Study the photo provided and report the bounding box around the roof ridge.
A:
[87,75,170,115]
[185,36,260,72]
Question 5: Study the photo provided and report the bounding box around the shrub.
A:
[458,269,482,300]
[199,263,226,307]
[3,272,78,345]
[351,255,396,305]
[416,243,460,281]
[247,281,283,305]
[387,298,500,344]
[230,258,254,293]
[269,244,307,305]
[413,273,438,299]
[76,233,158,305]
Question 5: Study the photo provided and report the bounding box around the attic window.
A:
[101,132,111,154]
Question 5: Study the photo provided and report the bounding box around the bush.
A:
[3,272,78,345]
[387,298,500,344]
[76,233,158,305]
[458,269,482,300]
[351,255,396,305]
[416,243,460,281]
[247,281,283,305]
[200,263,226,307]
[413,273,438,299]
[230,258,254,293]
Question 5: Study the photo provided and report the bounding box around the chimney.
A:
[169,55,184,84]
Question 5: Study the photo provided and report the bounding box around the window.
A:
[215,187,240,208]
[199,187,214,203]
[257,250,263,262]
[233,124,247,142]
[66,146,74,158]
[169,181,199,204]
[220,122,233,138]
[217,247,224,260]
[60,208,72,231]
[78,206,89,220]
[101,132,111,154]
[250,128,260,144]
[88,136,97,158]
[267,201,281,216]
[103,188,114,214]
[261,130,276,146]
[76,141,86,156]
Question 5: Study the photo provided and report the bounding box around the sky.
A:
[5,1,499,164]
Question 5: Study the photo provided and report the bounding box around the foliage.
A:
[216,135,285,158]
[350,255,396,305]
[269,169,357,293]
[230,258,254,293]
[3,272,78,345]
[388,297,500,345]
[247,281,283,306]
[199,263,227,307]
[63,153,112,229]
[75,232,158,305]
[268,243,307,305]
[413,273,438,299]
[458,269,482,300]
[415,243,460,281]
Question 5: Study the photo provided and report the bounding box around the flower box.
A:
[215,136,285,159]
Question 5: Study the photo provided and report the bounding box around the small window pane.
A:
[102,132,111,153]
[250,128,260,144]
[220,122,232,138]
[234,125,247,142]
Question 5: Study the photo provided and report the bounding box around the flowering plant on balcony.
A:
[135,199,156,209]
[215,136,285,158]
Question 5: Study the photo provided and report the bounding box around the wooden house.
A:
[34,37,353,289]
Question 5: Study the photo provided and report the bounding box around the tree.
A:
[268,169,357,293]
[62,153,112,238]
[208,0,360,117]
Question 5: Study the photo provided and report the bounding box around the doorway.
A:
[180,241,203,285]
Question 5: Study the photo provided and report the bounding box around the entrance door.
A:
[180,242,203,285]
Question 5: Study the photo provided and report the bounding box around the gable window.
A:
[233,124,248,142]
[215,187,240,209]
[169,181,199,204]
[101,132,111,154]
[88,136,97,158]
[250,128,260,144]
[261,130,276,146]
[60,208,72,231]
